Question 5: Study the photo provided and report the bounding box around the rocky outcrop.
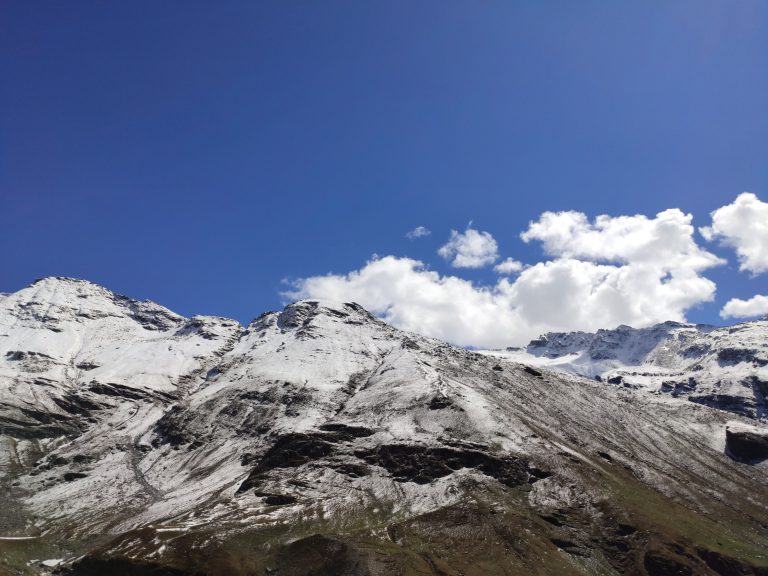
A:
[509,318,768,419]
[726,422,768,462]
[354,444,534,486]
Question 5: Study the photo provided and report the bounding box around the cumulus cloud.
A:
[494,258,524,275]
[406,226,431,239]
[438,228,499,268]
[700,193,768,275]
[285,256,516,347]
[521,208,724,270]
[286,208,726,348]
[721,295,768,319]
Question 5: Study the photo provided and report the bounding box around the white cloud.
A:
[286,208,725,348]
[406,226,431,239]
[285,256,517,347]
[521,208,724,271]
[721,295,768,319]
[438,228,499,268]
[700,193,768,275]
[494,258,524,275]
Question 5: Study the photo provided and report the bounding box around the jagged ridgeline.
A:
[1,277,767,575]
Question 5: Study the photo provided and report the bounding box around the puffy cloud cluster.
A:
[698,193,768,319]
[288,196,768,348]
[438,228,499,268]
[286,256,518,347]
[521,208,723,270]
[720,295,768,319]
[700,193,768,274]
[288,208,726,347]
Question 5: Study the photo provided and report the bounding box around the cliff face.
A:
[1,278,767,575]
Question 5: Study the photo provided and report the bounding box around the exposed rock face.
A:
[726,422,768,462]
[1,278,767,575]
[493,319,768,420]
[354,444,532,486]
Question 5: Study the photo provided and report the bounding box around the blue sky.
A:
[1,2,767,344]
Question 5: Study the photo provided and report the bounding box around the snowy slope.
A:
[485,319,768,420]
[1,278,767,576]
[0,278,241,440]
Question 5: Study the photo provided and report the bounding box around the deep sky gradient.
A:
[2,1,767,325]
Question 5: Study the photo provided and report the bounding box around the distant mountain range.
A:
[488,317,768,421]
[1,277,767,575]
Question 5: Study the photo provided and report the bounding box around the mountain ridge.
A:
[488,316,768,422]
[1,277,767,576]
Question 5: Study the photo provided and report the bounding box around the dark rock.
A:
[681,343,710,358]
[49,455,70,467]
[540,514,564,526]
[258,434,335,467]
[661,379,697,395]
[51,394,102,417]
[90,382,162,402]
[174,318,223,340]
[278,301,320,329]
[550,538,585,556]
[615,523,637,536]
[0,417,74,439]
[427,395,460,410]
[254,492,297,506]
[400,338,420,350]
[318,423,375,438]
[696,547,768,576]
[152,406,195,448]
[643,550,693,575]
[332,463,369,478]
[123,300,182,332]
[717,348,768,367]
[0,405,89,439]
[63,472,88,482]
[527,467,552,482]
[18,406,69,424]
[688,394,755,418]
[725,424,768,462]
[597,451,613,462]
[237,432,342,493]
[354,444,532,487]
[76,362,100,370]
[239,389,277,403]
[523,366,543,377]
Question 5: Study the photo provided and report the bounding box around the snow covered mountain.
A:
[488,319,768,421]
[1,278,768,575]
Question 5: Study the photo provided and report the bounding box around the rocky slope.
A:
[1,278,767,576]
[489,319,768,421]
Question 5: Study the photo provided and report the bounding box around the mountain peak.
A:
[247,299,379,332]
[279,299,376,326]
[32,275,94,286]
[3,276,185,332]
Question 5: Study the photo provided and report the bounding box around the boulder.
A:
[725,422,768,462]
